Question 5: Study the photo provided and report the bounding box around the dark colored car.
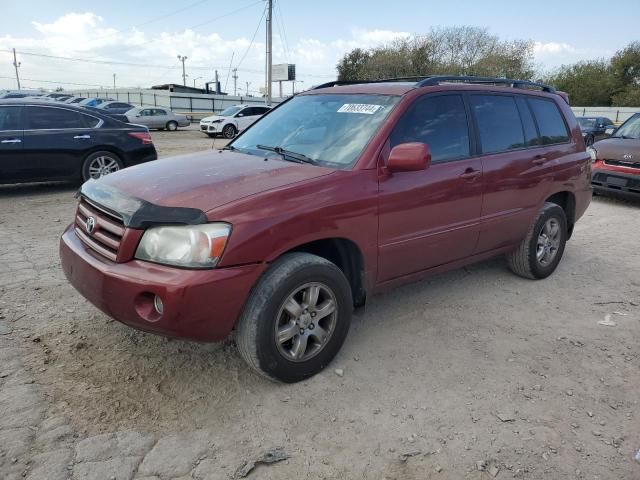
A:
[82,105,130,124]
[577,116,615,146]
[60,76,591,382]
[0,99,157,184]
[95,101,136,115]
[590,112,640,199]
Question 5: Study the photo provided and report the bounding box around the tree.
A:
[543,60,616,106]
[610,41,640,87]
[336,27,535,82]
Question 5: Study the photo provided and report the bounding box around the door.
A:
[0,105,24,183]
[135,109,154,128]
[473,94,571,252]
[22,106,99,180]
[153,109,170,128]
[235,107,257,131]
[377,94,483,283]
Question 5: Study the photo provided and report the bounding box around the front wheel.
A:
[81,151,123,181]
[235,253,353,383]
[222,124,236,139]
[507,202,567,279]
[166,121,178,131]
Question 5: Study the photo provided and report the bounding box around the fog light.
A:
[153,295,164,315]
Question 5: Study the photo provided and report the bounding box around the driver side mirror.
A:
[605,127,615,136]
[388,143,431,172]
[237,113,244,117]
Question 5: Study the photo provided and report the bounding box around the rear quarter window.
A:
[528,98,570,145]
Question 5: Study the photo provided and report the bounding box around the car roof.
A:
[0,98,110,115]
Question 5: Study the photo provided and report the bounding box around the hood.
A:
[96,150,335,214]
[201,115,223,122]
[592,137,640,165]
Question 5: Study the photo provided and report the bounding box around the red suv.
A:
[60,76,591,382]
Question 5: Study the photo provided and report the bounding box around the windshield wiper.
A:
[222,145,236,151]
[256,144,316,165]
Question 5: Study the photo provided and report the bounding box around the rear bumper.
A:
[59,225,264,342]
[123,146,158,167]
[592,169,640,200]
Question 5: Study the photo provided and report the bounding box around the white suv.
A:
[199,105,271,139]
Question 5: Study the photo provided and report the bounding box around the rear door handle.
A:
[533,156,548,165]
[1,139,21,144]
[74,135,91,139]
[459,168,481,180]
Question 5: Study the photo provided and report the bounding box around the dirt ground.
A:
[1,127,639,479]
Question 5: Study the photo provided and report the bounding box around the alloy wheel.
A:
[88,156,120,179]
[536,218,561,266]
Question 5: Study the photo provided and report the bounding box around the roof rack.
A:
[313,75,556,93]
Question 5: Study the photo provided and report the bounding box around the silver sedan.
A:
[125,107,190,131]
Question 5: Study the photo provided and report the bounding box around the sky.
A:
[0,0,637,94]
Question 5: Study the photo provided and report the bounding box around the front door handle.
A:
[459,168,481,180]
[533,155,548,165]
[74,135,91,139]
[1,139,21,144]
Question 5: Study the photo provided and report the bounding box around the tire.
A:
[222,124,236,139]
[507,202,568,280]
[585,134,594,147]
[81,151,124,182]
[235,253,353,383]
[206,133,216,138]
[166,121,178,131]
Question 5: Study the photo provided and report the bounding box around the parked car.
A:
[95,101,136,115]
[577,116,615,146]
[590,112,640,200]
[199,104,271,138]
[60,76,591,382]
[64,97,87,104]
[42,93,73,101]
[0,90,42,99]
[125,107,190,131]
[0,99,157,184]
[79,97,114,107]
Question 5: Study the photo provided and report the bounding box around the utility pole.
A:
[265,0,273,104]
[193,76,202,88]
[177,55,188,86]
[232,68,238,96]
[12,48,21,90]
[113,73,116,89]
[246,81,251,96]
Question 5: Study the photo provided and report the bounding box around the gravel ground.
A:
[0,128,639,479]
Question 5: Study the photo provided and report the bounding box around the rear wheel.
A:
[81,151,123,181]
[235,253,352,383]
[507,202,567,279]
[222,124,236,139]
[166,121,178,131]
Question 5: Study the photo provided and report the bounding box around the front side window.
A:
[232,94,399,168]
[390,94,469,163]
[26,107,82,129]
[0,106,22,130]
[470,95,525,154]
[577,117,597,129]
[613,113,640,139]
[528,98,570,145]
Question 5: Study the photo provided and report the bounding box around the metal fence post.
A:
[140,92,143,106]
[154,94,157,106]
[616,110,619,122]
[127,92,130,103]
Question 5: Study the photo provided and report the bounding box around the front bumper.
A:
[200,122,223,133]
[592,169,640,200]
[60,225,265,342]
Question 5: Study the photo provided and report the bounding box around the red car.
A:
[590,112,640,200]
[60,76,591,382]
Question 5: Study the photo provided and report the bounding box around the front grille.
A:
[604,159,640,170]
[74,198,125,262]
[200,124,208,130]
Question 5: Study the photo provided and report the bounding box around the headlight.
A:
[587,146,597,162]
[135,223,231,268]
[211,119,223,124]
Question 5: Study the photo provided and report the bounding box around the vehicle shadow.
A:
[0,181,79,198]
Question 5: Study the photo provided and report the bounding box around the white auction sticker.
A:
[337,104,383,114]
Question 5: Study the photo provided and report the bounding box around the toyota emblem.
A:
[85,216,96,234]
[623,153,633,161]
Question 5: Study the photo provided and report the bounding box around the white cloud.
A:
[0,12,410,92]
[532,41,613,70]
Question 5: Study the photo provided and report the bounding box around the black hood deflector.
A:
[78,180,208,229]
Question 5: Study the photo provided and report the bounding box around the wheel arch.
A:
[80,147,125,178]
[273,237,367,308]
[545,191,576,238]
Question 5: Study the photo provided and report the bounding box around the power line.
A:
[275,0,292,63]
[138,0,209,28]
[186,0,264,30]
[235,4,267,71]
[0,75,104,88]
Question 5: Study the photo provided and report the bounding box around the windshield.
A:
[577,117,596,129]
[220,106,243,117]
[231,94,399,167]
[613,114,640,139]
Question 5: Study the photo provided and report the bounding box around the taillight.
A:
[128,132,153,145]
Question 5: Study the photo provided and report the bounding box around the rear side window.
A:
[528,98,569,145]
[79,113,100,128]
[515,97,540,147]
[390,94,470,163]
[26,107,82,129]
[469,95,525,154]
[0,106,22,130]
